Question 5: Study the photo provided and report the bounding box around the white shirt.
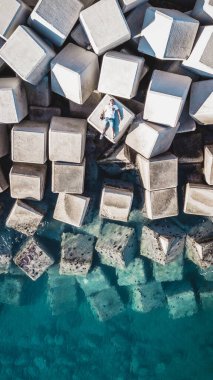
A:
[104,104,119,119]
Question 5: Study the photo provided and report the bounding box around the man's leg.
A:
[100,118,109,140]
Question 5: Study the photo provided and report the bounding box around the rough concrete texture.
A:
[28,0,83,47]
[0,166,8,193]
[153,254,184,282]
[10,163,47,201]
[186,220,213,268]
[0,125,9,158]
[126,2,149,48]
[138,7,199,60]
[99,184,133,222]
[0,254,12,274]
[12,121,48,164]
[0,276,23,305]
[204,145,213,184]
[116,257,147,287]
[70,22,91,50]
[0,0,31,39]
[52,160,85,194]
[51,43,99,104]
[29,106,61,122]
[172,132,203,164]
[130,281,165,313]
[69,91,103,118]
[136,152,178,191]
[80,0,131,55]
[95,222,136,269]
[177,100,196,134]
[199,282,213,310]
[184,183,213,216]
[77,266,110,296]
[0,26,56,85]
[6,199,44,236]
[49,116,86,163]
[192,0,213,25]
[144,70,192,128]
[98,51,145,99]
[88,94,135,144]
[189,79,213,125]
[165,281,197,319]
[88,286,124,321]
[145,187,179,220]
[119,0,148,13]
[53,193,90,227]
[0,77,28,124]
[60,233,94,276]
[24,75,51,107]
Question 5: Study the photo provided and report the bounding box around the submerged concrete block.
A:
[145,187,179,220]
[0,276,23,305]
[199,282,213,310]
[119,0,148,13]
[184,183,213,216]
[186,220,213,268]
[0,166,9,193]
[52,161,85,194]
[165,282,197,319]
[51,43,99,104]
[126,2,149,48]
[99,184,133,222]
[192,0,213,25]
[130,281,165,313]
[80,0,131,55]
[116,257,147,286]
[0,78,28,124]
[0,125,9,158]
[53,193,90,227]
[24,75,51,107]
[0,26,56,85]
[189,79,213,125]
[172,132,203,164]
[0,254,12,274]
[77,266,110,296]
[204,145,213,185]
[0,0,31,39]
[88,286,124,321]
[29,106,61,122]
[153,254,184,282]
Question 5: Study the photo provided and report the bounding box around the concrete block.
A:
[98,51,145,99]
[0,276,23,305]
[145,187,179,220]
[80,0,131,55]
[0,254,12,274]
[0,166,8,193]
[14,237,54,280]
[204,145,213,184]
[51,43,99,104]
[119,0,148,13]
[69,91,103,119]
[0,0,31,39]
[53,193,90,227]
[172,133,203,164]
[88,94,135,144]
[126,2,149,48]
[165,282,197,319]
[24,75,51,107]
[199,282,213,309]
[99,184,133,222]
[49,116,86,163]
[29,106,61,122]
[0,125,9,157]
[186,220,213,268]
[153,254,184,282]
[95,222,136,269]
[116,257,147,286]
[6,199,44,236]
[0,37,6,71]
[130,281,165,313]
[52,161,85,194]
[138,7,199,60]
[184,183,213,216]
[60,233,94,276]
[24,0,38,6]
[144,70,192,128]
[77,266,110,296]
[165,59,200,82]
[136,152,178,191]
[10,163,47,200]
[88,286,124,321]
[0,26,56,85]
[28,0,83,47]
[70,23,91,50]
[190,79,213,125]
[0,78,28,124]
[192,0,213,25]
[12,121,48,164]
[177,100,196,134]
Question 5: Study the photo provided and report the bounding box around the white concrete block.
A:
[88,286,124,321]
[29,106,61,122]
[126,2,149,47]
[165,282,197,319]
[52,160,85,194]
[153,254,184,282]
[192,0,213,25]
[184,183,213,216]
[0,26,56,85]
[130,281,165,313]
[144,70,192,128]
[138,7,199,60]
[204,145,213,185]
[77,266,110,296]
[0,166,9,193]
[116,257,147,286]
[53,193,90,227]
[186,220,213,268]
[0,125,9,158]
[119,0,148,13]
[190,79,213,125]
[51,43,99,104]
[145,187,179,220]
[0,0,31,39]
[24,75,51,107]
[80,0,131,55]
[0,78,28,124]
[99,184,133,222]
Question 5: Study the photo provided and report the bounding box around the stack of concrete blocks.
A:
[184,183,213,216]
[186,220,213,268]
[0,0,31,39]
[95,222,136,269]
[51,43,99,104]
[153,254,184,283]
[0,276,23,305]
[88,286,124,321]
[192,0,213,25]
[190,80,213,125]
[165,282,198,319]
[126,2,149,48]
[99,183,133,222]
[29,106,61,122]
[0,78,28,124]
[199,282,213,310]
[138,7,199,60]
[130,281,165,313]
[53,193,90,227]
[204,145,213,185]
[24,75,51,107]
[116,257,147,286]
[77,266,110,296]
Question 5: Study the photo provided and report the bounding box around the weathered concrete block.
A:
[126,2,149,48]
[10,163,47,201]
[119,0,148,13]
[12,121,48,164]
[53,193,90,227]
[98,51,145,99]
[0,0,31,39]
[69,91,103,119]
[0,166,8,193]
[116,257,147,286]
[80,0,131,55]
[77,266,110,296]
[184,183,213,216]
[60,233,94,276]
[153,254,184,282]
[0,254,12,274]
[0,26,56,85]
[24,75,51,107]
[88,286,124,321]
[52,161,85,194]
[0,78,28,124]
[138,7,199,60]
[145,187,179,220]
[190,79,213,125]
[99,184,133,222]
[165,282,197,319]
[0,125,9,158]
[199,282,213,310]
[136,152,178,191]
[186,220,213,268]
[70,22,91,50]
[172,132,203,164]
[28,0,83,47]
[49,116,86,163]
[177,100,196,134]
[87,94,135,144]
[192,0,213,25]
[0,276,23,305]
[204,145,213,184]
[144,70,192,128]
[95,222,136,269]
[51,43,99,104]
[130,281,165,313]
[29,106,61,122]
[6,199,44,236]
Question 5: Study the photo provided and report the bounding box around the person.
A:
[100,99,122,140]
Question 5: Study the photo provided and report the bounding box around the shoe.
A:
[100,133,104,140]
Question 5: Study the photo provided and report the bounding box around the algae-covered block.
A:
[184,183,213,216]
[24,75,51,107]
[199,282,213,310]
[165,282,198,319]
[0,125,9,158]
[153,254,184,282]
[0,254,12,274]
[0,78,28,124]
[204,145,213,185]
[53,193,90,227]
[77,266,110,297]
[52,161,85,194]
[95,222,136,269]
[116,257,147,287]
[0,0,31,39]
[130,281,165,313]
[88,286,124,321]
[0,276,23,305]
[145,187,179,220]
[99,184,133,222]
[189,79,213,125]
[0,166,9,193]
[186,220,213,268]
[60,233,94,276]
[119,0,148,13]
[192,0,213,24]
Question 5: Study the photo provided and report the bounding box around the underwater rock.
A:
[130,281,166,313]
[116,257,147,287]
[88,286,124,321]
[165,281,198,319]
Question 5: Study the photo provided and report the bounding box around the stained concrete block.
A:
[0,254,12,274]
[24,75,51,107]
[130,281,165,313]
[0,125,9,158]
[0,167,8,193]
[153,254,184,282]
[165,282,197,319]
[10,163,47,200]
[29,106,61,122]
[0,26,56,85]
[0,276,23,305]
[95,222,136,269]
[192,0,213,25]
[116,257,147,286]
[87,94,135,144]
[184,183,213,216]
[177,100,196,134]
[28,0,83,47]
[204,145,213,184]
[14,237,54,280]
[0,78,28,124]
[172,132,203,164]
[52,161,85,194]
[69,91,103,119]
[186,220,213,268]
[0,0,31,39]
[145,187,179,220]
[199,282,213,309]
[12,121,48,164]
[6,199,44,236]
[60,233,94,276]
[138,7,199,60]
[80,0,131,55]
[144,70,192,128]
[189,79,213,125]
[77,266,110,296]
[99,184,133,222]
[88,286,124,321]
[70,23,91,50]
[136,152,178,191]
[119,0,148,13]
[53,193,90,227]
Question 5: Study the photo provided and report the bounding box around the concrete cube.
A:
[10,163,47,200]
[144,70,192,128]
[24,75,51,107]
[0,166,8,193]
[98,51,145,99]
[199,282,213,310]
[49,117,86,163]
[70,23,91,50]
[0,125,9,157]
[69,91,103,119]
[0,254,12,274]
[172,132,203,164]
[53,193,90,227]
[0,78,28,124]
[204,145,213,184]
[119,0,148,13]
[52,161,85,194]
[0,276,23,305]
[136,152,178,191]
[165,282,197,319]
[192,0,213,25]
[0,0,31,39]
[77,266,110,296]
[80,0,131,55]
[12,121,48,164]
[126,2,149,48]
[88,286,124,321]
[145,187,179,220]
[178,100,196,134]
[0,26,56,85]
[184,183,213,216]
[190,79,213,125]
[153,254,184,282]
[6,199,44,236]
[130,281,165,313]
[186,220,213,268]
[99,184,133,222]
[138,7,199,60]
[116,257,147,287]
[88,94,135,144]
[95,222,136,269]
[29,106,61,122]
[28,0,83,47]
